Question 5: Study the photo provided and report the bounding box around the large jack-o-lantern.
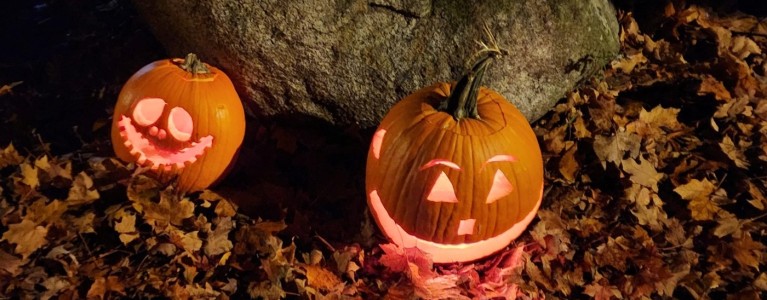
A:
[111,53,245,193]
[366,45,544,263]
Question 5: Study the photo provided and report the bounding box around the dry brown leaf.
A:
[731,36,762,59]
[698,75,732,101]
[87,276,126,299]
[558,145,578,183]
[113,209,138,245]
[214,199,237,218]
[68,211,96,233]
[35,156,72,181]
[622,156,663,192]
[0,249,22,275]
[301,264,343,292]
[583,281,622,300]
[204,217,234,256]
[627,106,683,139]
[732,234,766,271]
[67,172,99,206]
[747,181,767,210]
[1,219,48,259]
[611,52,648,73]
[593,131,641,169]
[27,199,67,225]
[719,136,750,168]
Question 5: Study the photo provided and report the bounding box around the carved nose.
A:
[457,219,476,235]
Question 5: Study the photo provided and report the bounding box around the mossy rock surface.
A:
[133,0,619,126]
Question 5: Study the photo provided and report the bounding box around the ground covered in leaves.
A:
[1,1,767,299]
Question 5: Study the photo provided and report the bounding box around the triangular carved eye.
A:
[167,107,194,142]
[426,171,458,203]
[132,98,166,127]
[486,169,513,204]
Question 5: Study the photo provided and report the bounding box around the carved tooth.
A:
[137,154,147,165]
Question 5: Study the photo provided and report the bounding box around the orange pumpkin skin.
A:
[111,55,245,193]
[366,82,544,263]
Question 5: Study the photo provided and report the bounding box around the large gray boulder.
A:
[132,0,619,127]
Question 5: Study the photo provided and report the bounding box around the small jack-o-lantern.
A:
[366,45,544,263]
[111,53,245,193]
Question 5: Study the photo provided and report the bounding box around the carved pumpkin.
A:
[111,53,245,193]
[365,46,544,263]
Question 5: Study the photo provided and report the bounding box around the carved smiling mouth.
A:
[118,115,213,171]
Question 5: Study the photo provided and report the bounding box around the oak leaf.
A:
[204,217,234,256]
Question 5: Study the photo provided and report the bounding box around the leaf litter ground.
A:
[1,1,767,299]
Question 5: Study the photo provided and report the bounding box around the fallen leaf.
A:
[559,145,579,183]
[622,156,663,192]
[593,131,641,168]
[674,178,720,221]
[87,276,126,299]
[1,219,48,259]
[204,217,234,256]
[611,52,648,73]
[114,209,139,245]
[719,136,750,168]
[301,264,342,292]
[67,172,100,206]
[732,234,766,271]
[0,143,24,168]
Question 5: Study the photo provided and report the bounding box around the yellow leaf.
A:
[19,162,39,189]
[698,75,732,101]
[1,219,48,259]
[204,217,234,256]
[719,136,750,168]
[35,156,72,180]
[214,199,237,218]
[731,36,762,59]
[67,171,100,206]
[0,143,24,168]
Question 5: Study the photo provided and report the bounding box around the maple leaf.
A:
[18,162,39,190]
[132,188,195,231]
[0,143,24,168]
[1,219,48,259]
[67,171,99,206]
[41,276,72,300]
[626,106,682,139]
[627,184,667,231]
[732,234,766,271]
[674,178,720,221]
[713,210,742,238]
[593,131,641,169]
[719,136,750,168]
[68,211,96,233]
[622,156,663,192]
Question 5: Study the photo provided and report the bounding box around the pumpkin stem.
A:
[442,26,506,120]
[178,53,210,75]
